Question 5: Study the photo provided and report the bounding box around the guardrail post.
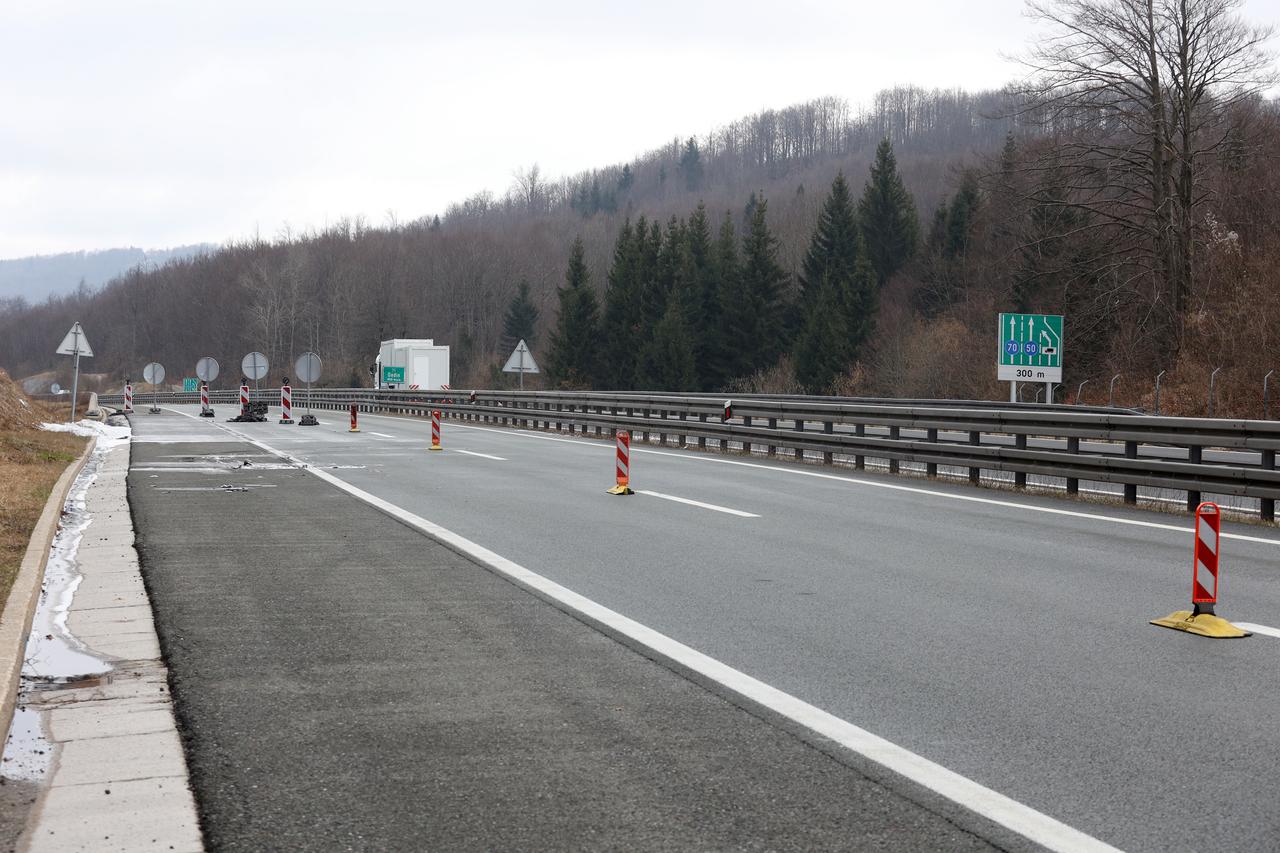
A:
[678,409,687,448]
[659,408,667,446]
[1066,437,1079,494]
[855,423,865,470]
[888,426,900,473]
[1015,433,1027,488]
[926,428,937,477]
[1187,445,1202,511]
[1124,441,1138,504]
[968,430,981,485]
[1262,449,1276,522]
[699,413,707,450]
[794,418,804,461]
[768,417,777,457]
[823,421,834,465]
[743,415,752,455]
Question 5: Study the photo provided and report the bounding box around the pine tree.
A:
[546,238,600,388]
[618,164,634,192]
[600,221,640,388]
[706,212,740,389]
[500,279,539,355]
[800,172,860,306]
[679,138,704,192]
[736,198,788,374]
[636,298,696,391]
[683,203,718,389]
[944,172,980,259]
[858,139,920,284]
[794,275,850,393]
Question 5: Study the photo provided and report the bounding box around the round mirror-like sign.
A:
[295,352,322,384]
[240,352,269,381]
[50,383,61,394]
[143,362,166,385]
[196,357,220,382]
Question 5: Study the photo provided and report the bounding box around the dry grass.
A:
[0,370,88,615]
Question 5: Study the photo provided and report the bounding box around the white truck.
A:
[375,339,450,390]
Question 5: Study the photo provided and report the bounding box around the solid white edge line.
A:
[636,490,760,518]
[1234,622,1280,639]
[161,407,1119,853]
[442,420,1280,548]
[452,449,507,461]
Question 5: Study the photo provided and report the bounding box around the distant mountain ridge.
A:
[0,245,215,303]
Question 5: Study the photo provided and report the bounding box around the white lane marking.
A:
[165,408,1119,853]
[452,449,506,461]
[447,422,1280,548]
[369,432,397,439]
[1235,622,1280,639]
[637,490,759,518]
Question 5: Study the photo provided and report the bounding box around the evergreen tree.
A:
[499,279,539,355]
[799,172,861,307]
[844,234,879,358]
[618,164,634,192]
[943,172,980,259]
[636,298,696,391]
[706,212,740,389]
[600,221,640,388]
[735,198,788,374]
[546,238,600,388]
[679,138,704,192]
[793,275,850,393]
[858,139,920,284]
[683,203,718,389]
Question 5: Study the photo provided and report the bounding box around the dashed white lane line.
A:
[1235,622,1280,639]
[452,449,506,461]
[636,490,760,518]
[446,421,1280,548]
[369,432,397,439]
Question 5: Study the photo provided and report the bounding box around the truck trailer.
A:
[376,339,450,390]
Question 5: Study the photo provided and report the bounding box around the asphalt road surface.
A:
[137,406,1280,851]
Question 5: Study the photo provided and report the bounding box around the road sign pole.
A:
[518,348,524,391]
[69,345,80,423]
[1010,381,1017,404]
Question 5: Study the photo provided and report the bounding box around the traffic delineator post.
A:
[723,399,733,421]
[279,384,294,424]
[349,404,361,433]
[240,384,250,415]
[1151,502,1251,639]
[607,430,634,495]
[124,383,133,413]
[199,383,214,417]
[429,409,443,450]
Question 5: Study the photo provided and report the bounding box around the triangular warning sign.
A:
[56,322,93,357]
[502,339,540,373]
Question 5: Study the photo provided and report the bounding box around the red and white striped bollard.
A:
[200,383,210,415]
[607,430,634,495]
[240,384,249,415]
[429,409,442,451]
[349,403,360,433]
[124,383,133,413]
[1150,501,1250,638]
[279,384,293,424]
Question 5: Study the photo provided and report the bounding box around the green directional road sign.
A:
[381,365,405,384]
[182,377,198,392]
[998,313,1064,383]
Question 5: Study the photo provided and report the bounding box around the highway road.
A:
[142,405,1280,851]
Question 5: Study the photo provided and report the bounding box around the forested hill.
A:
[0,245,213,303]
[2,61,1278,418]
[0,87,1015,384]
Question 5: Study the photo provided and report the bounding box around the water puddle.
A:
[3,421,129,783]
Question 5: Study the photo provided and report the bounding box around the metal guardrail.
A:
[98,388,1280,521]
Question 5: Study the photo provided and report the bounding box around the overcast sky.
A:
[2,0,1276,259]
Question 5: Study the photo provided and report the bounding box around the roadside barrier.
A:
[199,383,213,417]
[429,410,442,451]
[279,384,294,424]
[240,384,249,413]
[349,403,360,433]
[607,430,634,495]
[724,399,733,421]
[1151,502,1250,638]
[124,383,133,413]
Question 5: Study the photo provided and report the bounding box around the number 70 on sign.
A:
[997,313,1064,383]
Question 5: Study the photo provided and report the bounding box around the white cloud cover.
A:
[0,0,1274,257]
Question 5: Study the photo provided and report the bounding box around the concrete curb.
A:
[0,436,96,745]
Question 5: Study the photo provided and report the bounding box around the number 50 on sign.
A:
[997,313,1064,383]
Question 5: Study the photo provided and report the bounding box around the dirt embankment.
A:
[0,369,88,612]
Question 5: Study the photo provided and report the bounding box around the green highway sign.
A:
[182,377,198,392]
[381,365,405,384]
[998,313,1063,383]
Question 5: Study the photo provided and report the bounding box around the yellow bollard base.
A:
[1150,610,1251,638]
[349,428,361,433]
[428,445,442,451]
[606,484,634,495]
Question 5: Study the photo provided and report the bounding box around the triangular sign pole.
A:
[56,322,92,423]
